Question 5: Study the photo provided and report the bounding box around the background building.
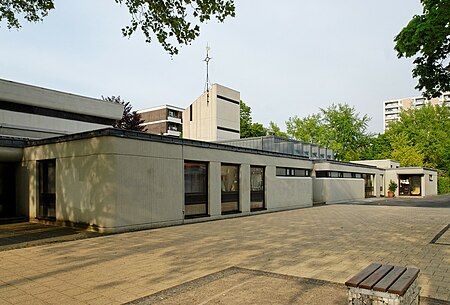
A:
[183,84,240,141]
[0,79,124,139]
[383,92,450,131]
[138,105,183,137]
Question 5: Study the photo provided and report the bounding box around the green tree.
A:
[388,133,424,167]
[286,114,327,144]
[386,102,450,171]
[394,0,450,98]
[266,121,288,138]
[321,103,370,161]
[358,133,392,160]
[103,96,147,131]
[240,100,266,138]
[0,0,235,55]
[287,103,370,161]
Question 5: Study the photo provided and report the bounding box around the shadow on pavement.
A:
[0,222,102,251]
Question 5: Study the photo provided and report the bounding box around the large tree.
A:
[240,100,266,138]
[394,0,450,98]
[286,103,370,161]
[386,102,450,171]
[0,0,235,55]
[103,96,147,131]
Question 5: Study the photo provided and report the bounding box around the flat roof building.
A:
[138,105,184,137]
[0,79,124,139]
[383,92,450,131]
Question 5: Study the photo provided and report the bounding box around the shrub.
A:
[438,176,450,194]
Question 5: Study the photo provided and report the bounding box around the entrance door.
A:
[250,166,265,211]
[363,174,375,197]
[0,163,16,217]
[38,159,56,219]
[399,175,422,196]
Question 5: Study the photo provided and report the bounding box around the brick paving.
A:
[0,203,449,304]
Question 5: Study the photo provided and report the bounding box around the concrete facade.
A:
[352,160,438,197]
[183,84,240,141]
[312,161,383,204]
[0,79,124,139]
[20,129,313,232]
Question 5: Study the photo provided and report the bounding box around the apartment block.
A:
[138,105,184,137]
[383,92,450,131]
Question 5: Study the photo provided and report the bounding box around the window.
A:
[315,171,363,179]
[37,159,56,219]
[221,164,240,214]
[189,104,193,121]
[276,167,310,177]
[250,167,265,211]
[184,162,208,218]
[429,174,433,181]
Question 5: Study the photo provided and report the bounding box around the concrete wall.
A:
[0,109,111,138]
[313,178,365,203]
[384,167,438,197]
[312,161,382,203]
[183,84,240,142]
[0,79,123,119]
[23,134,314,232]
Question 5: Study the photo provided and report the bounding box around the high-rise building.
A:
[383,92,450,131]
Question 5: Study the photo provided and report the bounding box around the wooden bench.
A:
[345,263,420,305]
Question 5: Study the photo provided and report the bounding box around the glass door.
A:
[250,166,265,211]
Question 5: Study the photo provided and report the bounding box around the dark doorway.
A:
[363,174,375,198]
[0,163,16,218]
[37,159,56,219]
[399,175,422,196]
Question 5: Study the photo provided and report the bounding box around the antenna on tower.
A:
[204,44,212,96]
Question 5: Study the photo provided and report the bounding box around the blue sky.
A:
[0,0,423,133]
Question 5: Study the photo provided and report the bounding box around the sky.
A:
[0,0,424,133]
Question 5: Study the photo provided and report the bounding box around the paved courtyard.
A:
[0,201,449,304]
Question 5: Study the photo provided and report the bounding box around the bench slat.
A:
[359,264,394,290]
[388,267,420,295]
[345,263,381,287]
[373,266,406,292]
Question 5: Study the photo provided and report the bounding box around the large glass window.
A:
[221,164,239,214]
[38,159,56,219]
[184,162,208,218]
[250,167,265,211]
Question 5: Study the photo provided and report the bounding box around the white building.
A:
[182,84,240,141]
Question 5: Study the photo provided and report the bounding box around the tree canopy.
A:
[0,0,235,55]
[240,100,266,138]
[103,96,147,131]
[394,0,450,98]
[385,102,450,171]
[286,103,370,161]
